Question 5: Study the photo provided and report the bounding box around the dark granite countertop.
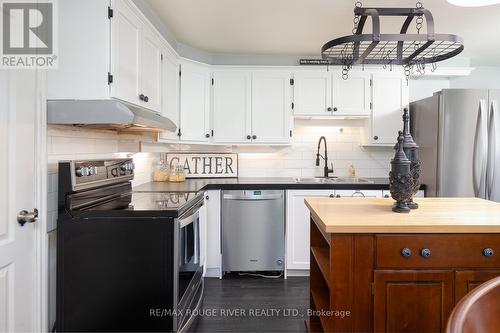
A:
[133,177,425,193]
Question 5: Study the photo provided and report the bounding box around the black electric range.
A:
[57,159,204,332]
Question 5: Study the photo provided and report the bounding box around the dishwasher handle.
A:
[223,193,282,200]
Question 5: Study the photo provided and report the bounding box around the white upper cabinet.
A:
[293,71,332,116]
[110,0,141,106]
[139,27,163,112]
[179,61,211,142]
[212,71,252,144]
[159,48,180,142]
[333,71,371,116]
[252,72,292,143]
[370,73,409,145]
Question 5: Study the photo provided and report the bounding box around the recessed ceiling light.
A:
[447,0,500,6]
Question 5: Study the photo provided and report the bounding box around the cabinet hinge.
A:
[290,130,293,137]
[371,282,375,295]
[107,72,113,84]
[370,102,373,110]
[211,130,214,137]
[179,70,181,77]
[370,78,373,87]
[108,6,113,19]
[290,78,294,86]
[211,78,214,85]
[291,102,294,110]
[160,54,163,61]
[177,129,182,137]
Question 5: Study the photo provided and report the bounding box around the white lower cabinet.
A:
[204,190,222,278]
[382,190,425,198]
[286,190,334,271]
[334,189,383,198]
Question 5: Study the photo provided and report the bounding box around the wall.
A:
[409,78,450,102]
[450,67,500,89]
[161,119,394,178]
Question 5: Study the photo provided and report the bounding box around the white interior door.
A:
[0,71,41,332]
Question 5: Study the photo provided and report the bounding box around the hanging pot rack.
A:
[311,3,464,79]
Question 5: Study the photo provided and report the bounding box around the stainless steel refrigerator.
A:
[410,89,500,201]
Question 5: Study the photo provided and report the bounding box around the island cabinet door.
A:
[374,270,454,333]
[455,270,500,303]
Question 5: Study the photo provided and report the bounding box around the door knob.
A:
[17,208,38,226]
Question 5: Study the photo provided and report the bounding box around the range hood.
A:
[47,99,177,132]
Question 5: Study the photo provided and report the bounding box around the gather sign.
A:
[165,153,238,178]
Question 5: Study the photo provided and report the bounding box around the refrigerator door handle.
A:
[487,100,498,199]
[473,100,488,198]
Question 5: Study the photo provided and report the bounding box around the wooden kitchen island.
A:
[304,198,500,333]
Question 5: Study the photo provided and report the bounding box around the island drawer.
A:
[375,234,500,268]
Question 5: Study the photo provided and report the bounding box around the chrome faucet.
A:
[316,136,334,178]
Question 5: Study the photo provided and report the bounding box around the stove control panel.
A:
[65,159,134,190]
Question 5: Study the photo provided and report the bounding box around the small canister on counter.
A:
[168,163,186,182]
[153,160,169,182]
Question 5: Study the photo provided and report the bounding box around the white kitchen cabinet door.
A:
[334,190,383,198]
[286,190,334,271]
[252,72,292,143]
[333,71,371,116]
[139,27,162,112]
[159,48,179,142]
[179,62,210,142]
[205,190,222,278]
[382,190,425,198]
[212,71,252,144]
[293,71,332,116]
[110,0,141,105]
[371,74,409,144]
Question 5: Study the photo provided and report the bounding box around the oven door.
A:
[175,198,204,332]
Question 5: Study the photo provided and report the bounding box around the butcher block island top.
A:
[304,197,500,234]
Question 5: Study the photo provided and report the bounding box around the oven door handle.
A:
[178,198,203,228]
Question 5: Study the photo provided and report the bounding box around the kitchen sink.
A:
[294,177,373,184]
[294,177,335,183]
[331,177,374,184]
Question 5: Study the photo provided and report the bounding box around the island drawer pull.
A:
[401,248,412,257]
[420,248,432,258]
[483,248,495,257]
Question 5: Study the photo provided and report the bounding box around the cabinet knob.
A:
[373,135,379,141]
[333,107,338,112]
[252,135,257,140]
[336,194,341,198]
[205,195,209,200]
[205,133,210,138]
[401,248,412,257]
[143,95,149,102]
[329,194,334,198]
[384,194,390,198]
[247,135,251,140]
[139,94,145,101]
[420,248,431,258]
[483,248,495,257]
[327,107,332,112]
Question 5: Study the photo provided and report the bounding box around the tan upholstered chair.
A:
[446,276,500,333]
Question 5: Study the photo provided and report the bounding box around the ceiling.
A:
[145,0,500,66]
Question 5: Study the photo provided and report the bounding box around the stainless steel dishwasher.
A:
[222,190,284,272]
